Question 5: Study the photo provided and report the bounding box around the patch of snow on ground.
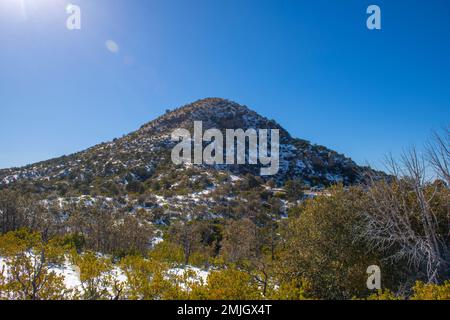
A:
[150,236,164,247]
[229,175,241,182]
[168,266,210,287]
[49,259,81,289]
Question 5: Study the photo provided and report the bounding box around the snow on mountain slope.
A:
[0,98,379,190]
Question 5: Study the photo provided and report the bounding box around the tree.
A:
[267,278,312,300]
[67,203,115,253]
[220,219,259,263]
[0,190,23,233]
[120,255,173,300]
[0,230,69,300]
[364,281,450,300]
[411,281,450,300]
[220,219,279,297]
[363,150,449,284]
[426,126,450,186]
[4,252,68,300]
[169,221,201,265]
[284,179,304,202]
[71,251,119,300]
[67,202,153,256]
[189,268,261,300]
[278,186,381,299]
[112,214,154,257]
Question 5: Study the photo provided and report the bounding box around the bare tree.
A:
[363,147,449,284]
[221,218,259,263]
[169,221,201,265]
[0,190,23,233]
[426,126,450,186]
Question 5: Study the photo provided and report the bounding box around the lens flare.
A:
[1,0,66,20]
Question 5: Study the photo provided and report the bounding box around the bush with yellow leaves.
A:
[0,229,70,300]
[411,281,450,300]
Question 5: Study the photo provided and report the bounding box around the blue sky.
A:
[0,0,449,170]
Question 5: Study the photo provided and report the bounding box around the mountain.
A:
[0,98,375,188]
[0,97,382,224]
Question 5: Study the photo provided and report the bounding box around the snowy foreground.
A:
[0,256,209,294]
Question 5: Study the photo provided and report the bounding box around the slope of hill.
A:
[0,98,375,193]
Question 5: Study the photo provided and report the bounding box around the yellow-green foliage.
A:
[188,268,261,300]
[364,281,450,300]
[71,250,118,300]
[278,186,379,299]
[365,289,403,300]
[0,229,41,257]
[0,266,6,296]
[3,254,68,300]
[411,281,450,300]
[120,255,174,300]
[1,227,449,300]
[149,241,185,264]
[0,230,69,300]
[267,278,312,300]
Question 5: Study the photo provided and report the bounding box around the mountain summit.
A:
[0,98,375,192]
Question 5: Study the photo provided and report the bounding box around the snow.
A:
[150,236,164,247]
[0,256,6,272]
[49,259,81,289]
[154,195,168,205]
[325,173,344,183]
[168,266,210,288]
[296,160,307,170]
[0,255,126,293]
[229,175,241,182]
[1,255,209,296]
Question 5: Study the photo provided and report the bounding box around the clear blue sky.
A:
[0,0,449,170]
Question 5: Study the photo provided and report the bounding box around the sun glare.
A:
[1,0,65,19]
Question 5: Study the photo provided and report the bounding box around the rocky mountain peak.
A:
[0,98,381,192]
[139,98,284,137]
